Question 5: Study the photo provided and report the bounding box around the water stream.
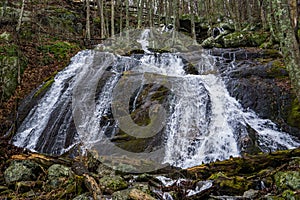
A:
[13,30,300,169]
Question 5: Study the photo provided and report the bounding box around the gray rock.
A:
[4,160,41,185]
[243,189,259,198]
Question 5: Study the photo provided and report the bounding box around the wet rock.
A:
[99,175,128,194]
[274,171,300,191]
[47,164,74,188]
[129,188,156,200]
[218,49,300,137]
[4,160,41,185]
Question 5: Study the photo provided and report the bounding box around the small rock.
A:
[243,189,259,198]
[47,164,74,187]
[72,192,93,200]
[129,189,156,200]
[99,175,128,194]
[4,160,41,185]
[0,32,11,41]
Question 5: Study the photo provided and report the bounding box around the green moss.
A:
[250,32,269,46]
[266,60,288,78]
[208,172,227,180]
[34,78,55,98]
[113,132,149,153]
[275,171,300,191]
[216,176,252,195]
[0,44,18,56]
[223,31,269,48]
[287,98,300,129]
[38,41,79,64]
[282,190,297,200]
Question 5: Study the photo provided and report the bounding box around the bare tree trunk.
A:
[158,0,163,25]
[111,0,115,36]
[16,0,26,32]
[119,0,123,33]
[148,0,153,27]
[137,0,144,28]
[125,0,129,29]
[96,0,106,38]
[85,0,91,41]
[190,0,196,42]
[172,0,179,30]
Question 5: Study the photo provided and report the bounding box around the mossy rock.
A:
[214,176,253,195]
[222,31,269,48]
[4,160,42,185]
[99,176,128,194]
[266,60,289,78]
[274,171,300,191]
[47,164,75,188]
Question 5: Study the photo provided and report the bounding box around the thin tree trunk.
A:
[85,0,91,41]
[16,0,26,32]
[96,0,106,38]
[125,0,129,41]
[119,0,123,33]
[190,0,196,42]
[137,0,143,28]
[148,0,153,27]
[111,0,115,36]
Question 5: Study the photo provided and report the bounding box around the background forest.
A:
[0,1,300,199]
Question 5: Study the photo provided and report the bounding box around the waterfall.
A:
[13,30,300,170]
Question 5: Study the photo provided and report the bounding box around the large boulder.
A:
[0,32,23,102]
[211,48,300,138]
[222,31,269,48]
[4,160,41,185]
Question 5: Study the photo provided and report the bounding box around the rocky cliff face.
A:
[211,48,300,139]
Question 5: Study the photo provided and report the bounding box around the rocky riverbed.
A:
[0,138,299,200]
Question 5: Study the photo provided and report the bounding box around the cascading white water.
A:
[13,29,300,169]
[13,50,93,154]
